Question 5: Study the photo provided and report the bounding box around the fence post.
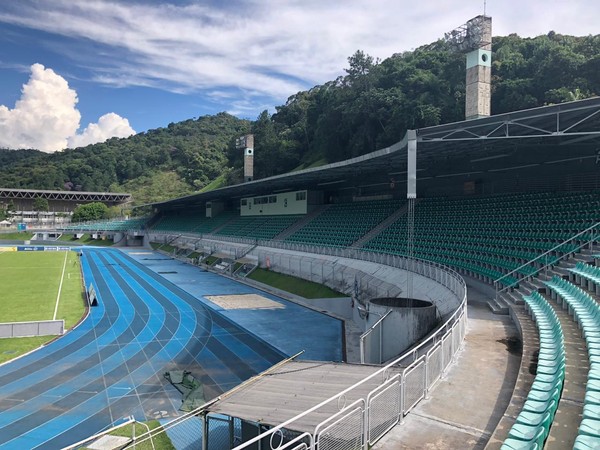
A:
[379,318,383,364]
[202,413,208,450]
[399,373,406,424]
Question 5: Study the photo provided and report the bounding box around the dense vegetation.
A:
[71,202,109,222]
[0,113,250,203]
[1,32,599,203]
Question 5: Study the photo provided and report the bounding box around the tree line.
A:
[1,32,599,203]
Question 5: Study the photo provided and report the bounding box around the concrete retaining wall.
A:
[251,246,459,318]
[364,299,438,363]
[0,320,64,338]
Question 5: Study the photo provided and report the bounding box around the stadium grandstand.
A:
[51,96,600,450]
[0,187,131,227]
[3,11,599,449]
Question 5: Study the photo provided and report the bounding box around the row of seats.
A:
[64,217,148,232]
[570,261,600,295]
[215,215,302,240]
[151,210,236,234]
[502,291,565,449]
[363,191,600,287]
[543,274,600,448]
[144,191,598,291]
[285,199,402,247]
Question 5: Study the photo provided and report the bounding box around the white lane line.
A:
[53,251,69,321]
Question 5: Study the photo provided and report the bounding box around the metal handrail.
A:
[494,221,600,300]
[232,272,466,450]
[123,230,467,450]
[146,233,467,300]
[359,309,393,364]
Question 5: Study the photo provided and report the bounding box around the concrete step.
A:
[521,278,546,294]
[571,254,594,264]
[486,297,509,315]
[500,290,523,305]
[541,294,588,449]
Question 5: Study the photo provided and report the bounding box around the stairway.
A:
[273,204,332,240]
[497,249,599,447]
[350,202,411,248]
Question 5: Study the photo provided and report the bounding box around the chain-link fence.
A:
[314,400,365,450]
[366,374,401,445]
[234,302,466,450]
[426,343,443,390]
[120,232,469,450]
[402,358,426,414]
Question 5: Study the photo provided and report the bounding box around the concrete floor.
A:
[374,287,521,449]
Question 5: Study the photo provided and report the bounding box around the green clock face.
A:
[466,49,492,69]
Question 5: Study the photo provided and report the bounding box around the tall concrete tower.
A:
[236,134,254,182]
[445,15,493,120]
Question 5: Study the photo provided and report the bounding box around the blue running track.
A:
[0,248,288,449]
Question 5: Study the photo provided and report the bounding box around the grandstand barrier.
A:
[76,232,466,449]
[494,221,600,301]
[0,319,64,338]
[360,310,392,364]
[228,258,466,450]
[251,242,461,311]
[149,232,255,260]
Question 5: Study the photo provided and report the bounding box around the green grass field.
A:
[59,234,114,246]
[0,251,85,363]
[0,231,34,240]
[248,268,344,298]
[101,421,176,450]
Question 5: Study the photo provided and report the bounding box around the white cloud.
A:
[0,1,599,119]
[68,113,135,148]
[0,63,80,152]
[0,63,135,152]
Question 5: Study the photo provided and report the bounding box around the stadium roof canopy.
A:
[153,97,600,209]
[0,188,131,204]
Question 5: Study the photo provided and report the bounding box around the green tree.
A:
[71,202,109,223]
[33,197,49,212]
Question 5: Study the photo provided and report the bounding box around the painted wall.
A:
[240,190,307,216]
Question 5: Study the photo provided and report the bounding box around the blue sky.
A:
[0,0,599,152]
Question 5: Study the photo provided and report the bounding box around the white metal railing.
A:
[359,310,392,364]
[494,221,600,300]
[150,234,468,300]
[136,232,467,450]
[230,260,467,450]
[254,240,466,299]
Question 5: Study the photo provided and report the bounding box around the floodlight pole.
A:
[236,135,255,182]
[406,130,417,304]
[443,15,493,120]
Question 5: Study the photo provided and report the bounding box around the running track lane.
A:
[0,248,285,449]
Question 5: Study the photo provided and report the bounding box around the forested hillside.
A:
[0,113,250,203]
[1,32,599,203]
[233,32,600,180]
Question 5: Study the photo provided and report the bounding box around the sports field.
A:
[0,251,85,363]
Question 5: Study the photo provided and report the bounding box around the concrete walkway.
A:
[374,284,521,449]
[544,294,588,449]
